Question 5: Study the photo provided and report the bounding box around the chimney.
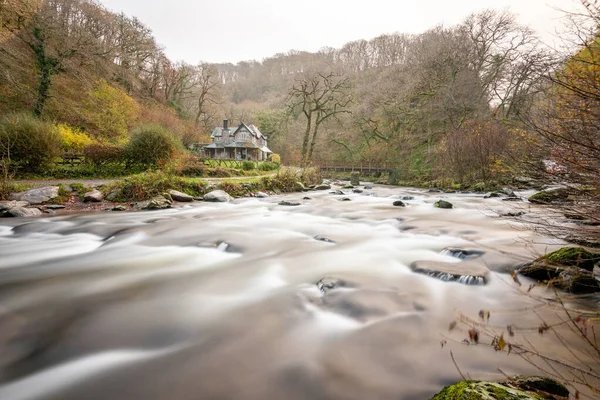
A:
[223,119,229,130]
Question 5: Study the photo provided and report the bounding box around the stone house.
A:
[204,120,272,161]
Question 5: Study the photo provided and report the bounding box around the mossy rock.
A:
[431,376,568,399]
[434,200,453,209]
[508,376,569,398]
[431,380,541,399]
[541,247,598,271]
[518,247,600,293]
[528,188,571,204]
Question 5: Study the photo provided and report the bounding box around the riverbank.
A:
[1,168,321,215]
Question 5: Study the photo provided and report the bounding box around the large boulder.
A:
[0,200,30,211]
[5,207,43,218]
[11,186,59,204]
[83,189,103,202]
[168,189,194,202]
[203,190,233,202]
[518,247,600,294]
[431,376,569,399]
[134,195,172,210]
[434,200,453,209]
[540,246,598,271]
[528,188,571,204]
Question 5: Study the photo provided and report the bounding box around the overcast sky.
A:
[99,0,584,64]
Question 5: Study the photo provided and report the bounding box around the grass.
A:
[102,167,321,202]
[0,182,34,200]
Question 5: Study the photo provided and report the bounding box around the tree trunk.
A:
[307,119,321,163]
[300,111,312,166]
[34,61,53,116]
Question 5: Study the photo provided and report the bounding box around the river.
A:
[0,184,597,399]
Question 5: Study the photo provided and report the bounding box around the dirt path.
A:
[13,173,278,187]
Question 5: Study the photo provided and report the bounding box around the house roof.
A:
[210,127,233,138]
[225,141,259,149]
[205,143,226,149]
[261,146,273,153]
[212,123,265,140]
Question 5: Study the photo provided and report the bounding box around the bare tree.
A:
[287,71,353,164]
[193,63,221,131]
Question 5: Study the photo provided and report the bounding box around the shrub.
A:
[84,80,139,142]
[0,113,62,173]
[242,160,257,171]
[175,153,207,177]
[83,143,125,166]
[270,167,300,192]
[258,161,280,171]
[138,102,209,147]
[56,123,94,152]
[218,181,243,196]
[125,125,181,167]
[271,153,281,163]
[300,167,322,186]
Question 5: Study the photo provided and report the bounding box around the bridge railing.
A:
[315,160,397,172]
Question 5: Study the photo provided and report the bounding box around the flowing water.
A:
[0,185,597,399]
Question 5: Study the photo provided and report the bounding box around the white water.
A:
[0,184,594,399]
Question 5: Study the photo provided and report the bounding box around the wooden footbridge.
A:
[315,161,396,174]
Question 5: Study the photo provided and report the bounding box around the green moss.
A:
[431,381,544,399]
[42,183,71,204]
[434,200,453,209]
[528,188,570,204]
[540,247,598,271]
[68,183,87,199]
[104,172,208,202]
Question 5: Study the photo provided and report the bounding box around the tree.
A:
[193,63,221,131]
[519,1,600,244]
[5,0,111,116]
[84,80,139,142]
[287,71,353,164]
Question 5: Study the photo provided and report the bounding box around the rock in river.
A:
[434,200,453,209]
[11,186,59,204]
[278,201,301,206]
[5,207,43,218]
[411,260,489,285]
[431,376,569,399]
[168,189,194,202]
[528,188,571,204]
[517,247,600,294]
[393,200,405,207]
[203,190,233,202]
[315,184,331,190]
